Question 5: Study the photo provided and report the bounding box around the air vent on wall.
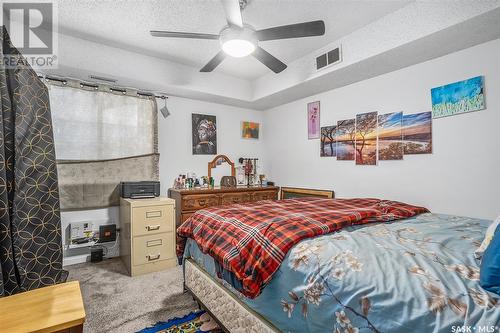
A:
[316,45,342,71]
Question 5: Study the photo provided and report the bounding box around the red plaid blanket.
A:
[177,197,428,298]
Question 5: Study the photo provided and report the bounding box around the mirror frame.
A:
[208,154,236,180]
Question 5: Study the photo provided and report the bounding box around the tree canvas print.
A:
[378,112,403,160]
[307,101,320,139]
[241,121,260,139]
[403,112,432,154]
[355,112,378,165]
[336,119,355,160]
[431,76,485,118]
[320,125,337,157]
[192,113,217,155]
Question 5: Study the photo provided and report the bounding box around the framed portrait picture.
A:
[307,101,320,139]
[192,113,217,155]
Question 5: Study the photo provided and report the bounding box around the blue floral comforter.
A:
[183,213,500,332]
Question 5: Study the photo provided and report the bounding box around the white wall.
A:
[158,96,265,195]
[263,38,500,220]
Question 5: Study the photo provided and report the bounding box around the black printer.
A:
[120,181,160,199]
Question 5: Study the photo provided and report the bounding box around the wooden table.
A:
[0,281,86,333]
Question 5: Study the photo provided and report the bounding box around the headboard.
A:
[280,187,335,200]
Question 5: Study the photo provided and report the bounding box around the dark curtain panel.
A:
[0,27,63,296]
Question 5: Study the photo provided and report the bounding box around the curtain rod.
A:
[38,74,169,100]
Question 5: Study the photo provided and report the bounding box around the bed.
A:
[179,198,500,332]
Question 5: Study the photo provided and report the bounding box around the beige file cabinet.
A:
[120,197,177,276]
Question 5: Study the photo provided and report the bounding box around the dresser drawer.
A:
[221,193,251,205]
[252,191,278,201]
[182,195,220,211]
[132,233,174,266]
[132,205,173,236]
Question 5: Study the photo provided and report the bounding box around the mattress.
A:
[183,213,500,333]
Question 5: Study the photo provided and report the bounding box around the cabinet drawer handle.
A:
[146,211,162,218]
[147,225,161,231]
[198,199,206,206]
[147,254,161,261]
[147,239,162,247]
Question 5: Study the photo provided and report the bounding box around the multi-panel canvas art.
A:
[320,125,337,157]
[320,111,432,160]
[355,112,378,165]
[307,101,320,139]
[378,112,403,160]
[431,76,485,118]
[192,113,217,155]
[241,121,260,139]
[403,112,432,154]
[336,119,356,160]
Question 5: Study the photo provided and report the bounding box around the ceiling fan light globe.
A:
[222,39,255,57]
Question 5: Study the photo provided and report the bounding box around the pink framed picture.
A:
[307,101,320,139]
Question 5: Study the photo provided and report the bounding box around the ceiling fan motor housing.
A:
[219,25,257,47]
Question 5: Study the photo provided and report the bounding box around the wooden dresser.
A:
[168,186,280,229]
[120,197,177,276]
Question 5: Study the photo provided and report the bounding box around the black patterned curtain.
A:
[0,27,63,296]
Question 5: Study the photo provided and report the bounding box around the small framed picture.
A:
[241,121,260,139]
[192,113,217,155]
[307,101,320,139]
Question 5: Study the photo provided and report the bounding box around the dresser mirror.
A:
[208,154,236,186]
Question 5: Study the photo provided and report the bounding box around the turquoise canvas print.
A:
[431,76,485,118]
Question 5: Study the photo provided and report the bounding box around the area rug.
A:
[137,311,221,333]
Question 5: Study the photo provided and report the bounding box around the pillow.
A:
[475,215,500,259]
[480,224,500,295]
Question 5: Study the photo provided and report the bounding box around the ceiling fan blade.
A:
[200,51,227,72]
[252,47,287,73]
[150,30,219,40]
[255,20,325,41]
[221,0,243,28]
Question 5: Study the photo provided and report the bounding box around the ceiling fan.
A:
[150,0,325,74]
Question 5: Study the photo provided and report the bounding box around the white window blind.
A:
[48,85,155,160]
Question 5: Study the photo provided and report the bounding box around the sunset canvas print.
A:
[355,112,378,165]
[320,125,337,157]
[336,119,356,160]
[403,112,432,154]
[378,112,403,160]
[307,101,320,139]
[431,76,485,118]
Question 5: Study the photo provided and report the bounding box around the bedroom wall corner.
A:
[157,96,266,196]
[263,38,500,220]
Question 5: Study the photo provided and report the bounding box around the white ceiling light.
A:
[220,26,257,58]
[222,39,255,57]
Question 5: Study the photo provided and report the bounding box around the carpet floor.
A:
[67,258,198,333]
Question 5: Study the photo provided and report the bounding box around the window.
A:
[46,82,159,209]
[48,85,155,161]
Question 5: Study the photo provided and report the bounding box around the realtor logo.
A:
[1,1,58,68]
